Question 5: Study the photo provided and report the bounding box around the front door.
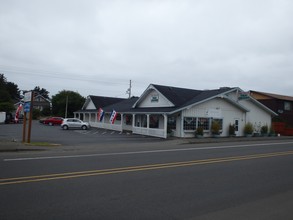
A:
[234,119,240,136]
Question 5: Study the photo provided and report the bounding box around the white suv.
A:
[61,118,90,130]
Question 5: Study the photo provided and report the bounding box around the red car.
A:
[41,117,64,126]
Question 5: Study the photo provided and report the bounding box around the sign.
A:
[151,95,159,102]
[24,91,32,102]
[238,92,250,100]
[24,102,31,113]
[207,109,222,118]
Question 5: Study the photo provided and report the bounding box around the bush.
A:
[229,124,235,136]
[261,125,268,135]
[211,121,221,135]
[196,127,204,136]
[244,122,254,135]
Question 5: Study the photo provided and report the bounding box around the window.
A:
[184,117,197,130]
[197,118,210,130]
[284,102,292,111]
[234,119,239,132]
[150,115,159,128]
[125,114,132,125]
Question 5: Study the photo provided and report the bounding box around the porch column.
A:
[164,114,168,139]
[132,114,135,127]
[147,114,150,128]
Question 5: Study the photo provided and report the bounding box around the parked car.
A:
[41,117,64,126]
[61,118,90,130]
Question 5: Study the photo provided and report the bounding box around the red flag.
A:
[15,104,23,123]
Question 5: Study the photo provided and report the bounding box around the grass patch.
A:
[25,142,61,147]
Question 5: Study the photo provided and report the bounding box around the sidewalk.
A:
[1,136,293,153]
[0,139,59,152]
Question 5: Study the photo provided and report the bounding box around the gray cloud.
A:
[1,0,292,97]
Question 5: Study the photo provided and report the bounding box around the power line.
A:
[0,64,129,86]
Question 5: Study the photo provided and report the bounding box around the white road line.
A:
[102,132,107,135]
[3,142,293,162]
[111,131,115,134]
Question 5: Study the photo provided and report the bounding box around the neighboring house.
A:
[249,90,293,128]
[33,94,51,111]
[75,84,277,138]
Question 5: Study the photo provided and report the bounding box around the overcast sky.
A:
[1,0,292,98]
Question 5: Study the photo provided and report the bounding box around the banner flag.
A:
[15,104,23,123]
[109,109,118,124]
[97,108,105,122]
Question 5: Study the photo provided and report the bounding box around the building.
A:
[75,95,125,123]
[249,90,293,127]
[33,94,51,111]
[75,84,277,138]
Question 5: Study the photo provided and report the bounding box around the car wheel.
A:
[49,122,53,126]
[81,125,87,130]
[62,125,69,130]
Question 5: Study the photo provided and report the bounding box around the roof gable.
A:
[250,90,293,102]
[82,95,125,110]
[133,84,202,108]
[103,97,139,112]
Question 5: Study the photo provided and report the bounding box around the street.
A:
[1,122,293,219]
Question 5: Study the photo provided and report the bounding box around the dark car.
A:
[41,117,64,126]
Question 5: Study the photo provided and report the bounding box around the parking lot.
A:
[0,120,163,147]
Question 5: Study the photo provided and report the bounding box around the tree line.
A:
[0,73,85,118]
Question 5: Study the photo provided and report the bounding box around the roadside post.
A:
[23,91,34,143]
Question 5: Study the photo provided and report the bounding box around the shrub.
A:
[196,127,204,136]
[261,125,268,135]
[211,120,221,135]
[244,122,254,135]
[229,124,236,136]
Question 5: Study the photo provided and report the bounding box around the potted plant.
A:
[261,124,268,136]
[244,122,253,137]
[228,124,236,137]
[195,127,204,138]
[211,120,221,137]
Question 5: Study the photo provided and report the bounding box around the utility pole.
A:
[126,80,132,98]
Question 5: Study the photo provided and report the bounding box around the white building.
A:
[75,84,277,139]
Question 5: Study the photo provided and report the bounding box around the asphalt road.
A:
[1,122,293,219]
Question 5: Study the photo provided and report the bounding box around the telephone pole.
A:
[126,80,132,98]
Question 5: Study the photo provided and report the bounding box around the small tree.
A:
[244,122,254,136]
[229,124,236,136]
[211,120,221,135]
[261,124,268,136]
[195,127,204,137]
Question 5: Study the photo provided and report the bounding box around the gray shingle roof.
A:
[89,95,125,109]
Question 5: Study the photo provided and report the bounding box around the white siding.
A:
[138,90,174,108]
[85,100,96,110]
[240,99,272,133]
[182,98,246,137]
